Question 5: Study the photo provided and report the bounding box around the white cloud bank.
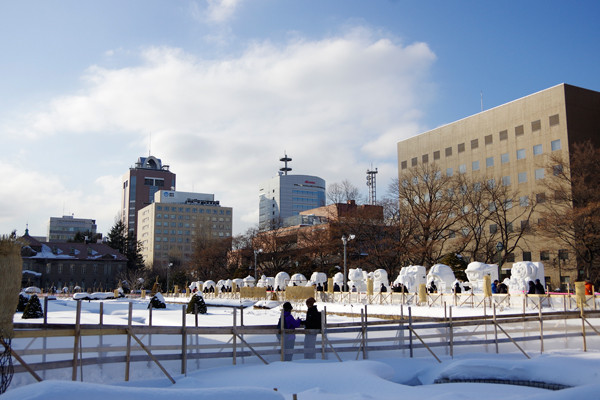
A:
[2,27,436,237]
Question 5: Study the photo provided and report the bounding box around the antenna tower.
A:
[366,167,378,205]
[279,152,292,175]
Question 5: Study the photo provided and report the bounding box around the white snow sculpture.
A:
[288,273,307,287]
[465,262,499,292]
[257,275,275,288]
[348,268,367,292]
[427,264,456,293]
[202,280,216,292]
[394,265,427,293]
[372,269,390,292]
[232,278,244,290]
[274,271,290,291]
[508,261,545,294]
[333,272,344,290]
[242,275,256,288]
[307,272,327,287]
[216,279,226,292]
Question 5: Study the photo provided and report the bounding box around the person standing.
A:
[303,297,321,359]
[278,302,301,361]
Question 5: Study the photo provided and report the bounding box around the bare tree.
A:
[327,180,362,204]
[397,164,458,266]
[538,141,600,282]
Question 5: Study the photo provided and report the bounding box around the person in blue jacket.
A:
[278,302,302,361]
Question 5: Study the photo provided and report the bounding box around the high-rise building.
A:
[137,190,233,269]
[397,83,600,287]
[121,155,176,239]
[47,215,97,242]
[258,154,326,230]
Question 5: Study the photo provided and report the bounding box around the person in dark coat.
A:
[428,282,437,294]
[498,281,508,294]
[492,280,499,294]
[527,281,536,294]
[454,282,462,294]
[278,302,302,361]
[303,297,321,359]
[380,283,387,293]
[534,279,545,294]
[333,282,340,292]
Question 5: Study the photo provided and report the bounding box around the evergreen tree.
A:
[22,294,44,319]
[186,293,207,314]
[147,293,166,309]
[107,219,145,271]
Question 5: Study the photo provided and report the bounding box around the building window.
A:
[446,167,453,177]
[518,172,527,183]
[489,224,498,234]
[516,148,526,160]
[549,114,560,126]
[485,134,493,145]
[553,165,563,176]
[531,120,541,132]
[471,139,479,149]
[506,253,515,262]
[551,139,561,151]
[523,251,532,262]
[445,147,452,157]
[401,161,407,170]
[520,196,529,207]
[540,251,550,261]
[458,143,465,153]
[533,144,543,155]
[459,164,466,174]
[515,125,524,137]
[558,249,569,260]
[505,199,513,210]
[411,157,418,166]
[472,160,480,171]
[535,168,545,180]
[422,154,429,163]
[433,150,440,160]
[502,176,511,186]
[499,130,508,141]
[487,179,495,189]
[536,192,546,203]
[486,157,494,168]
[501,153,509,164]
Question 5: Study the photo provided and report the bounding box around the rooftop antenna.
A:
[480,91,484,112]
[366,165,378,205]
[279,152,292,175]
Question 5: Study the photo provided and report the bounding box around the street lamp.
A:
[495,242,504,280]
[167,262,173,294]
[254,249,263,281]
[341,234,355,292]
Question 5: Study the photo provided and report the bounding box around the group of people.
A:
[526,279,546,295]
[278,297,322,361]
[491,280,509,294]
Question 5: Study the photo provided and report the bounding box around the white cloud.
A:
[191,0,243,24]
[2,27,436,237]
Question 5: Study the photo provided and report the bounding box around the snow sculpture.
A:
[332,272,344,290]
[242,275,256,288]
[230,278,244,289]
[202,280,216,292]
[307,272,327,287]
[189,281,204,292]
[288,273,307,287]
[508,261,545,294]
[348,268,367,292]
[427,264,456,293]
[257,275,275,289]
[465,262,499,292]
[372,269,390,292]
[394,265,426,293]
[274,271,290,291]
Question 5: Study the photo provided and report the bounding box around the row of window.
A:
[155,205,231,215]
[401,115,561,170]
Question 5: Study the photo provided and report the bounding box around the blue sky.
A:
[1,0,599,238]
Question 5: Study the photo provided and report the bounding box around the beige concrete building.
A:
[397,83,600,288]
[138,190,233,270]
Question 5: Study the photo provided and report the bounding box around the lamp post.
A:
[167,262,173,294]
[495,242,504,280]
[341,234,355,292]
[253,249,263,281]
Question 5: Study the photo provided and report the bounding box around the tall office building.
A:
[137,190,233,269]
[47,215,98,242]
[397,83,600,286]
[121,155,176,239]
[258,154,326,230]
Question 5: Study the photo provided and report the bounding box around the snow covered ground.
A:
[4,296,600,399]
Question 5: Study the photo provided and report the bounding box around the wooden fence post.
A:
[408,307,413,358]
[125,302,132,381]
[232,307,237,365]
[71,300,81,381]
[539,306,544,354]
[449,306,453,358]
[181,305,187,375]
